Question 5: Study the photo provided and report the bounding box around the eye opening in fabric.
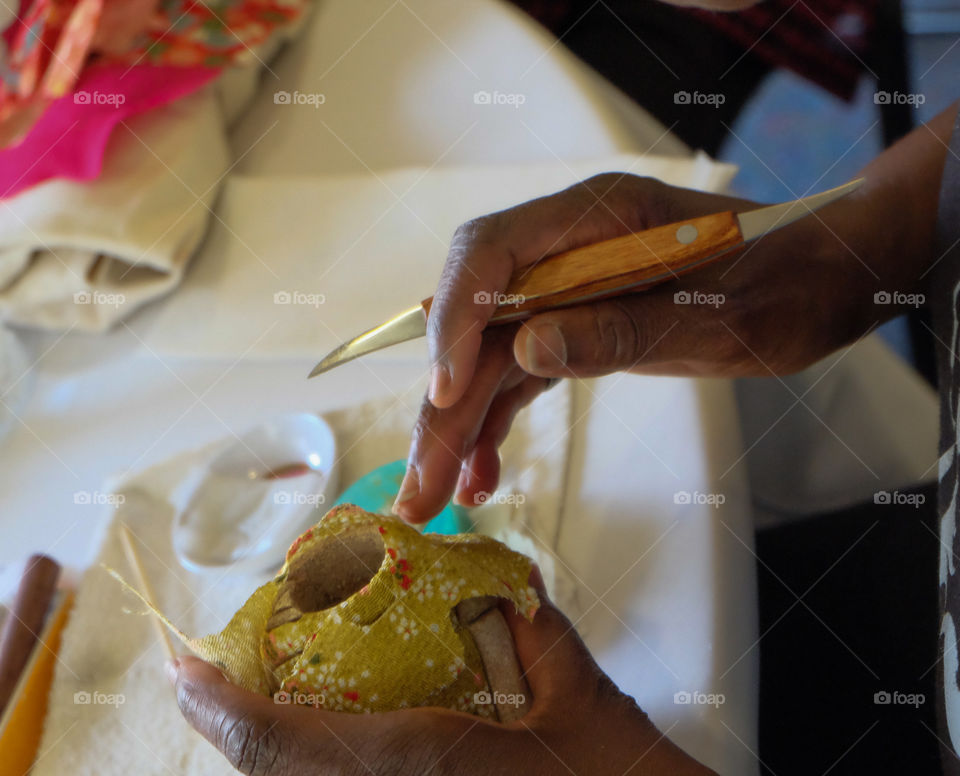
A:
[285,526,385,613]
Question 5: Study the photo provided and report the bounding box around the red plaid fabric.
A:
[511,0,878,101]
[691,0,876,100]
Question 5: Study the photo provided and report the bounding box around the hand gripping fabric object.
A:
[112,504,539,722]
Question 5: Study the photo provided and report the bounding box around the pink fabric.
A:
[0,63,219,198]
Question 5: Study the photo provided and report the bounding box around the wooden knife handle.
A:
[421,211,742,322]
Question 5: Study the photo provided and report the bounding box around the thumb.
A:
[167,656,311,776]
[514,292,691,378]
[501,568,606,712]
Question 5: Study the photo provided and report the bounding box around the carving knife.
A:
[309,178,863,378]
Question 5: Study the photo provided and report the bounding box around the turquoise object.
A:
[333,460,470,535]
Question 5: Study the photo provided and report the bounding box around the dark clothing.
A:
[513,0,874,99]
[756,486,941,775]
[933,112,960,773]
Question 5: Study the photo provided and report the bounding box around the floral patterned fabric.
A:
[0,0,310,147]
[115,0,309,68]
[117,505,539,718]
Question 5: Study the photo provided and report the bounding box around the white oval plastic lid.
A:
[173,412,339,574]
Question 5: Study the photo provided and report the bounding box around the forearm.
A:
[831,101,959,307]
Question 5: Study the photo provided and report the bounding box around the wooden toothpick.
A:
[118,523,177,661]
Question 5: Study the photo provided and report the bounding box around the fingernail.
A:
[526,323,567,373]
[164,658,180,686]
[392,467,420,512]
[428,362,451,404]
[453,466,470,506]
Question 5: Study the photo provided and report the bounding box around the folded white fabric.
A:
[0,31,297,334]
[0,91,228,333]
[34,382,572,775]
[132,153,736,359]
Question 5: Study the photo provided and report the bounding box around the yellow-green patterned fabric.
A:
[118,504,538,718]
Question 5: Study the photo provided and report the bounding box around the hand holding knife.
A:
[309,178,863,379]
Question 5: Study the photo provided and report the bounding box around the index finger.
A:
[427,175,658,409]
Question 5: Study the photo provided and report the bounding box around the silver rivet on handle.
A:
[675,224,698,244]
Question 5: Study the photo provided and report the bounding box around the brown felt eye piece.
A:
[452,596,531,722]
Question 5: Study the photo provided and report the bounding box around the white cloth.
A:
[33,383,572,776]
[131,153,735,359]
[737,334,940,521]
[228,0,690,176]
[560,373,757,773]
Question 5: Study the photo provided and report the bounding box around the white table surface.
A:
[0,0,759,772]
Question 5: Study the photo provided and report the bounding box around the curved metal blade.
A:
[308,305,426,378]
[737,178,864,242]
